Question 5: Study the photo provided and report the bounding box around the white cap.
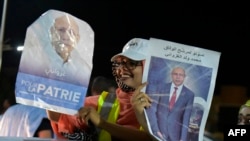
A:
[111,38,149,62]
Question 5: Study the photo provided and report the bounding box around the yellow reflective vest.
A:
[96,91,143,141]
[97,91,120,141]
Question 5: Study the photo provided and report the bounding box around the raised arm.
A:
[78,106,154,141]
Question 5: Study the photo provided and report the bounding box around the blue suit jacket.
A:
[146,82,194,141]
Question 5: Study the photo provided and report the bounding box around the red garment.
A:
[51,88,140,139]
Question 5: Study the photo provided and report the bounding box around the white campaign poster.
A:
[143,38,221,141]
[15,10,94,115]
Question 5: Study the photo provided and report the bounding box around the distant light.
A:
[17,46,24,51]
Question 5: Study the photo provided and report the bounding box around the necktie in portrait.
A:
[169,87,178,110]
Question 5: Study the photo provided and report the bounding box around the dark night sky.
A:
[0,0,249,94]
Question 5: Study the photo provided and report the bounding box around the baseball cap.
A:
[111,38,149,62]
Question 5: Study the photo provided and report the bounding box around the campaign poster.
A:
[143,38,221,141]
[15,9,94,115]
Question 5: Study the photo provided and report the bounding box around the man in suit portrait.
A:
[146,66,195,141]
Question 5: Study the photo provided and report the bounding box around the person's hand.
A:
[77,106,103,128]
[130,82,152,131]
[131,82,152,113]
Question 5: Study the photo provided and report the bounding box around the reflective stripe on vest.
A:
[97,91,120,141]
